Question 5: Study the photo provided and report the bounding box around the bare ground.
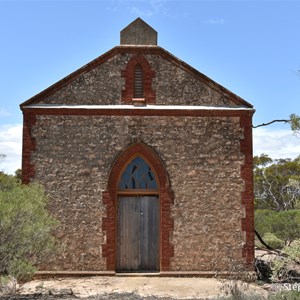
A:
[2,276,269,300]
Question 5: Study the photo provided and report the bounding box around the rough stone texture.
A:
[32,114,246,271]
[147,55,235,107]
[39,53,238,107]
[39,54,130,105]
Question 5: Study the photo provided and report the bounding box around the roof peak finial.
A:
[120,18,158,46]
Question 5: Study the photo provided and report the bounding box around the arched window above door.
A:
[118,156,158,190]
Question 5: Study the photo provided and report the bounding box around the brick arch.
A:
[121,55,156,103]
[102,142,174,271]
[107,142,170,190]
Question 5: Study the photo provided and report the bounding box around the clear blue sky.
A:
[0,0,300,173]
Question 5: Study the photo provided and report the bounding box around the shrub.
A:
[263,233,285,250]
[255,209,275,237]
[268,290,300,300]
[0,173,58,281]
[271,211,300,245]
[271,240,300,282]
[255,209,300,245]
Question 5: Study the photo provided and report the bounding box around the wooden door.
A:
[117,195,159,271]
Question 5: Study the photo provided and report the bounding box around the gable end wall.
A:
[24,48,248,108]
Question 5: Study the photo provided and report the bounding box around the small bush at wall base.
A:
[0,173,59,281]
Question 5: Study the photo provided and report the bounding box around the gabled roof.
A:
[20,45,253,109]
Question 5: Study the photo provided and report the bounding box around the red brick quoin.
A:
[102,142,174,271]
[240,113,255,270]
[121,54,156,104]
[21,111,36,184]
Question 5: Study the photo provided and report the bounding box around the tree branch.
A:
[253,119,290,128]
[255,229,274,250]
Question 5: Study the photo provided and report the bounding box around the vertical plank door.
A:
[117,196,159,271]
[140,196,159,270]
[117,197,140,271]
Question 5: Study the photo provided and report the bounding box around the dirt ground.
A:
[7,276,269,300]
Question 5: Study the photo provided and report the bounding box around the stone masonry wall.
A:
[146,55,236,107]
[40,52,238,107]
[32,113,246,271]
[39,54,130,105]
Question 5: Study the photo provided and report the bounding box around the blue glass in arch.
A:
[119,156,158,190]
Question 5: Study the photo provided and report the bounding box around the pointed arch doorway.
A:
[117,156,159,271]
[102,142,174,273]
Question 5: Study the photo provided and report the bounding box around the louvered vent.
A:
[134,64,144,98]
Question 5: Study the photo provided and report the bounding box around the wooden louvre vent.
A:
[133,64,145,105]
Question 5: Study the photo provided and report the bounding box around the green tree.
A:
[289,113,300,134]
[0,173,58,281]
[254,155,300,211]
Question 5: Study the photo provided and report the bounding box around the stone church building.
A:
[21,18,255,276]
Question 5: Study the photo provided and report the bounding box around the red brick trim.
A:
[102,142,174,271]
[121,55,156,103]
[21,107,253,118]
[240,113,255,270]
[21,111,36,184]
